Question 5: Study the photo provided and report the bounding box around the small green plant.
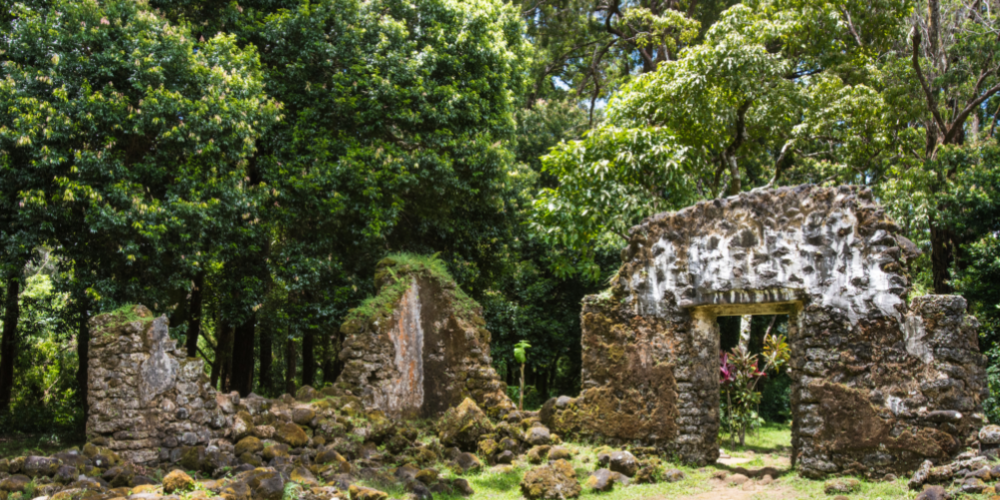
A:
[514,340,531,411]
[720,328,790,447]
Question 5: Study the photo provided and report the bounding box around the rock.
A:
[162,470,194,494]
[291,466,319,487]
[349,485,389,500]
[292,407,317,425]
[437,398,495,452]
[495,450,515,464]
[235,436,263,456]
[274,422,310,447]
[959,477,986,494]
[527,445,550,464]
[520,463,582,500]
[407,480,433,500]
[586,469,617,492]
[547,446,571,461]
[759,474,773,486]
[54,465,77,484]
[608,451,639,477]
[524,427,552,446]
[256,475,286,500]
[663,469,685,483]
[102,463,134,487]
[454,453,482,474]
[22,456,60,478]
[263,443,290,460]
[980,425,1000,445]
[232,411,255,441]
[416,469,439,485]
[296,385,317,402]
[909,460,933,490]
[727,474,749,486]
[823,478,860,494]
[633,466,659,484]
[315,446,346,465]
[0,474,30,492]
[914,485,948,500]
[452,478,474,496]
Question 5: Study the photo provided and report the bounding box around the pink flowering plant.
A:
[720,330,790,446]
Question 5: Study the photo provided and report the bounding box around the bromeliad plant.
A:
[720,327,790,447]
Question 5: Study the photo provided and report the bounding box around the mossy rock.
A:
[235,436,263,456]
[162,470,194,494]
[437,398,494,452]
[520,463,581,500]
[275,422,310,448]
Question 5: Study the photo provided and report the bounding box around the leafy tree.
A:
[0,0,278,410]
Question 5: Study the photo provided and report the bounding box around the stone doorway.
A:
[541,185,987,478]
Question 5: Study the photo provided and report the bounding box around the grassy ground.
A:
[0,432,84,458]
[358,423,996,500]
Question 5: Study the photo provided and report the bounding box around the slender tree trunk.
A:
[927,0,941,68]
[929,214,955,294]
[76,300,90,429]
[285,337,297,395]
[213,324,234,392]
[0,277,21,413]
[185,272,205,358]
[231,314,256,396]
[259,319,272,397]
[302,328,316,388]
[537,361,550,402]
[321,329,334,385]
[326,330,345,383]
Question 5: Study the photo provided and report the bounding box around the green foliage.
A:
[513,340,531,365]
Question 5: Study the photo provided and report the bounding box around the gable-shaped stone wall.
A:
[542,185,987,478]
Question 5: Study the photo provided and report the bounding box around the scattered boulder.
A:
[162,470,194,494]
[22,456,60,478]
[663,469,686,483]
[524,426,552,446]
[0,474,30,492]
[979,425,1000,445]
[727,473,749,486]
[520,463,582,500]
[275,422,310,447]
[235,436,263,456]
[454,452,482,474]
[608,451,639,477]
[453,478,474,496]
[438,398,495,452]
[349,484,390,500]
[527,445,550,464]
[495,450,515,464]
[823,478,860,494]
[586,469,625,492]
[256,474,287,500]
[914,485,948,500]
[547,446,572,461]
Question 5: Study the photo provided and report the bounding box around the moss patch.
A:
[343,253,479,327]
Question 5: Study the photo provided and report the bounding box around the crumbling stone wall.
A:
[543,185,987,478]
[337,256,514,419]
[87,306,238,464]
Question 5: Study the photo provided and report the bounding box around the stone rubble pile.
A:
[906,424,1000,499]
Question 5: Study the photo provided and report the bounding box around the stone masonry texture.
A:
[541,185,987,478]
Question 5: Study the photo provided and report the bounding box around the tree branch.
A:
[944,79,1000,144]
[911,30,948,134]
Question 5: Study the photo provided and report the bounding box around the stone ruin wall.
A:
[337,263,514,420]
[87,264,514,465]
[543,185,987,478]
[87,307,236,465]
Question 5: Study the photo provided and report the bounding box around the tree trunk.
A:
[213,324,234,392]
[0,277,21,413]
[285,337,297,395]
[321,329,335,385]
[230,313,256,396]
[929,214,955,294]
[259,319,273,397]
[185,272,205,358]
[302,328,316,388]
[927,0,941,68]
[76,300,90,428]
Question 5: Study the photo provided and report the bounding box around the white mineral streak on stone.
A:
[631,208,903,325]
[903,314,934,364]
[140,315,179,404]
[378,277,425,417]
